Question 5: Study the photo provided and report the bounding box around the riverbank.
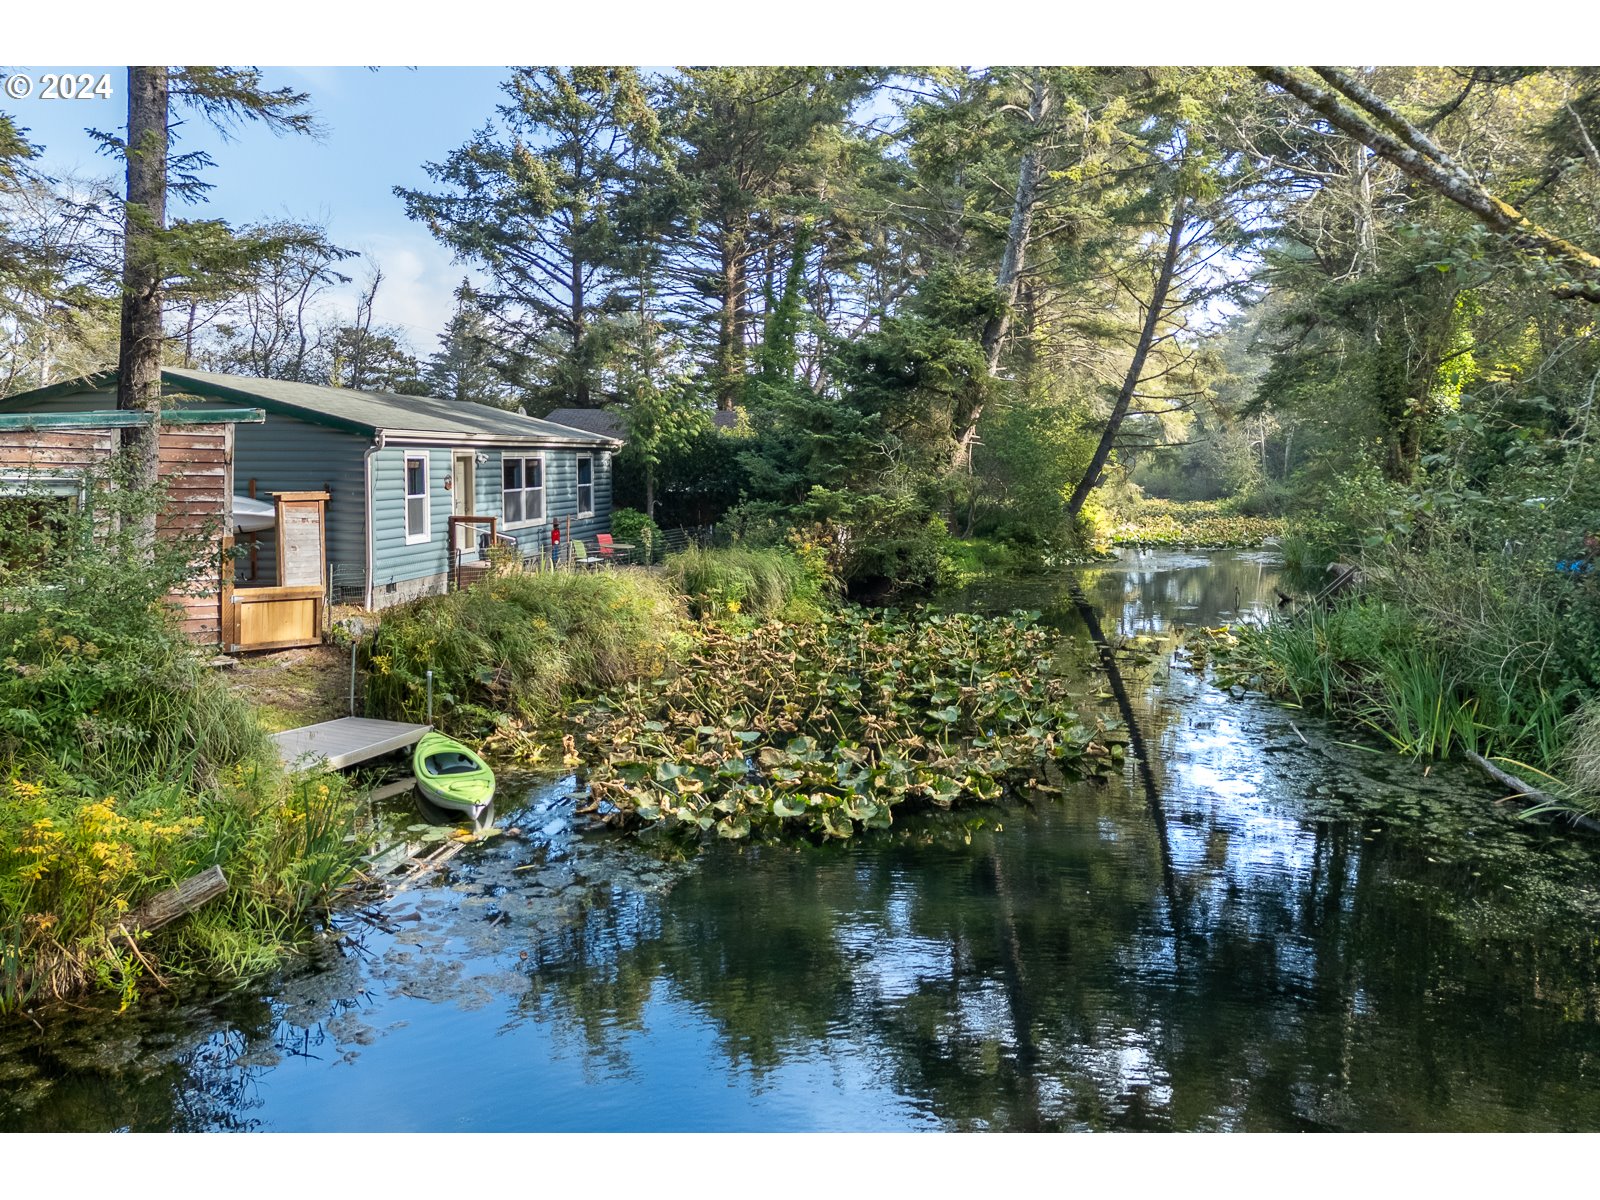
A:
[9,548,1600,1132]
[0,488,371,1017]
[1202,576,1600,816]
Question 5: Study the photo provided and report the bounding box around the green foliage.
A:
[662,544,832,622]
[1109,498,1284,549]
[364,567,687,731]
[0,466,361,1014]
[424,279,511,407]
[568,607,1120,843]
[609,507,662,564]
[397,67,660,405]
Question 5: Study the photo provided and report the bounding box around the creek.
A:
[4,549,1599,1131]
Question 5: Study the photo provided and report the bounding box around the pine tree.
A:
[398,67,659,407]
[425,280,509,406]
[108,66,315,541]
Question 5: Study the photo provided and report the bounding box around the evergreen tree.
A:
[104,66,316,536]
[398,67,660,407]
[424,279,508,406]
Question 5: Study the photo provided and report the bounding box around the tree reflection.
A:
[522,551,1600,1131]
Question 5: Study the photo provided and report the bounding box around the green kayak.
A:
[412,731,496,816]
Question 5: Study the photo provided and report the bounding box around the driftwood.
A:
[122,865,229,934]
[1465,751,1600,836]
[1317,562,1364,602]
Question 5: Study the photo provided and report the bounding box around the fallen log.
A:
[1465,751,1600,836]
[122,865,229,934]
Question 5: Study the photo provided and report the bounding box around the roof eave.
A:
[379,428,623,449]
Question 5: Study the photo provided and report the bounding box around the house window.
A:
[0,477,82,574]
[404,453,430,544]
[576,454,593,517]
[502,455,545,526]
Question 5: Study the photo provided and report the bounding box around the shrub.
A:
[0,468,363,1012]
[610,507,663,565]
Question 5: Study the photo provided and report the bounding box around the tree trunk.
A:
[571,252,590,406]
[1256,66,1600,302]
[117,66,169,541]
[715,228,746,410]
[1065,189,1188,522]
[956,73,1051,466]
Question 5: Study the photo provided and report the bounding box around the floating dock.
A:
[271,717,432,770]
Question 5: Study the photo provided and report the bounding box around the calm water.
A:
[4,549,1600,1132]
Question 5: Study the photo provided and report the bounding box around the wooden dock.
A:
[271,717,431,770]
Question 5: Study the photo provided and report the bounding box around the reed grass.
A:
[364,566,688,729]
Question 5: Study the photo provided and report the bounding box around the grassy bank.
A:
[1,480,361,1015]
[1109,498,1284,549]
[1205,595,1597,806]
[362,545,829,737]
[364,566,688,733]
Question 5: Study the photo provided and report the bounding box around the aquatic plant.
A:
[1109,498,1284,549]
[568,606,1120,842]
[1203,598,1581,773]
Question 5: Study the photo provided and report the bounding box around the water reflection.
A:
[5,550,1600,1131]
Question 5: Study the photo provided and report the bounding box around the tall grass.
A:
[1,470,362,1015]
[365,567,687,729]
[662,544,830,620]
[1228,597,1576,768]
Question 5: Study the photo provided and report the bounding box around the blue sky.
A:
[9,66,516,350]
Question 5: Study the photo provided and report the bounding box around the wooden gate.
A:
[227,490,329,652]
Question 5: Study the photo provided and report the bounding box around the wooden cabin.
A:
[0,407,263,647]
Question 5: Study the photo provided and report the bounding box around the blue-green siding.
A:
[231,413,368,589]
[368,444,613,603]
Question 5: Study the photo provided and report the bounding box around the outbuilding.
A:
[0,405,263,646]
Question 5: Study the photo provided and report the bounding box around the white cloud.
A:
[316,232,488,356]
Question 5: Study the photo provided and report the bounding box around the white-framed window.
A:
[501,454,545,527]
[576,453,594,517]
[404,452,430,544]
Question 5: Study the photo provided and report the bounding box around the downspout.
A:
[363,433,384,610]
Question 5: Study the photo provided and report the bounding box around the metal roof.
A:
[0,369,620,448]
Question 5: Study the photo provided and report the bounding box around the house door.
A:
[452,453,475,553]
